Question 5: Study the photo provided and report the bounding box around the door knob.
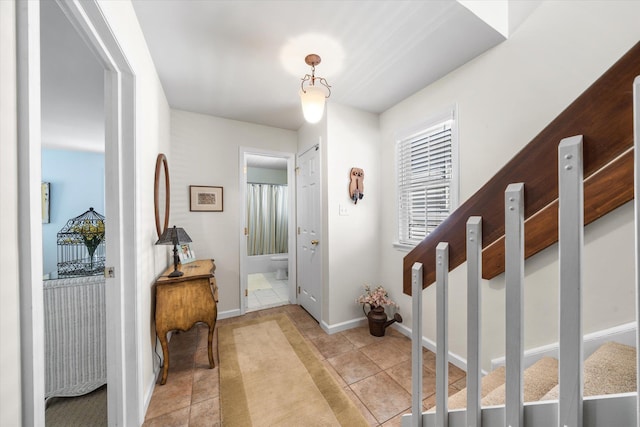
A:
[311,240,319,245]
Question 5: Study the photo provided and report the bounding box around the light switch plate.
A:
[339,204,349,216]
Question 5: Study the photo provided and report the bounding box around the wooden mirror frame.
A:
[154,153,170,239]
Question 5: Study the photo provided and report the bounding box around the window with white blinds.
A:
[397,113,457,247]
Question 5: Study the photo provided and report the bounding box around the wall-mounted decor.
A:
[349,168,364,204]
[178,243,196,264]
[190,185,223,212]
[42,182,51,223]
[154,153,170,239]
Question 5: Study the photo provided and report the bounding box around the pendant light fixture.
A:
[300,54,331,124]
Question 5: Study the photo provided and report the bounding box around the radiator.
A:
[44,275,107,399]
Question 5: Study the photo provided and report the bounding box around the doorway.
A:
[41,0,107,423]
[17,1,138,425]
[239,148,296,314]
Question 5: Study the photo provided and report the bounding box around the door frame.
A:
[17,1,139,425]
[239,147,297,314]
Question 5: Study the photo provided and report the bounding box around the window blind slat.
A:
[397,116,454,246]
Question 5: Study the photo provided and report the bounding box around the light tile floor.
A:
[247,272,289,311]
[143,304,466,426]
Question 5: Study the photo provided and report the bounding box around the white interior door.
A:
[296,145,322,321]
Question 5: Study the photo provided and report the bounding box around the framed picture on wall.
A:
[178,243,196,264]
[190,185,223,212]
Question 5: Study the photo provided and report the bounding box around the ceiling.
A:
[41,0,105,152]
[39,1,539,153]
[131,0,508,131]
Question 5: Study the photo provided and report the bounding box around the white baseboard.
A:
[490,321,637,371]
[392,322,475,374]
[308,316,636,377]
[321,316,368,334]
[320,315,473,374]
[144,364,161,420]
[218,309,241,320]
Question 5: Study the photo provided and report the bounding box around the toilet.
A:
[271,255,288,280]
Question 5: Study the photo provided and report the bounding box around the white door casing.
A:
[239,147,297,314]
[296,145,322,321]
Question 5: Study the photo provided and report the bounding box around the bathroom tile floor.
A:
[142,304,466,426]
[247,272,289,310]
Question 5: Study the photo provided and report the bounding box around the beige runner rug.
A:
[219,314,368,426]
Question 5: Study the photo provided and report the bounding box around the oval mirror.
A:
[154,153,170,239]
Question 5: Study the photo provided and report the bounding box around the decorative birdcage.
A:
[57,207,106,277]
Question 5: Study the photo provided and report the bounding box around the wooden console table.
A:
[155,259,218,385]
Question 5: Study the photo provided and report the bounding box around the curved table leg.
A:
[208,321,215,368]
[158,331,170,385]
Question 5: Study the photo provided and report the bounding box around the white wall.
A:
[379,0,640,371]
[170,109,297,314]
[325,103,383,326]
[0,1,21,424]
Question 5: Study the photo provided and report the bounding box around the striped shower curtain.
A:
[247,184,288,256]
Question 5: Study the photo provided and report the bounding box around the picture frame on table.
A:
[178,243,196,264]
[190,185,223,212]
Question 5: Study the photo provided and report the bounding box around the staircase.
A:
[430,341,636,413]
[401,47,640,426]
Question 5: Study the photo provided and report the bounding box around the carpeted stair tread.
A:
[425,341,636,413]
[427,366,506,413]
[481,357,558,407]
[541,341,637,401]
[448,366,506,410]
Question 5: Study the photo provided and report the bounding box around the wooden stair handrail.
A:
[403,41,640,295]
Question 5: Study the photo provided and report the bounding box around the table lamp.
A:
[156,225,192,277]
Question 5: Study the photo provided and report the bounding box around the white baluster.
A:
[436,242,450,427]
[505,183,525,427]
[411,262,423,427]
[467,216,482,427]
[558,136,584,427]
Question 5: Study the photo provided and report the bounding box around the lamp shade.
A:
[155,226,192,246]
[300,86,326,124]
[155,225,193,278]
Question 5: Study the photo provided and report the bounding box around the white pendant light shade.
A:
[300,85,326,124]
[299,54,331,124]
